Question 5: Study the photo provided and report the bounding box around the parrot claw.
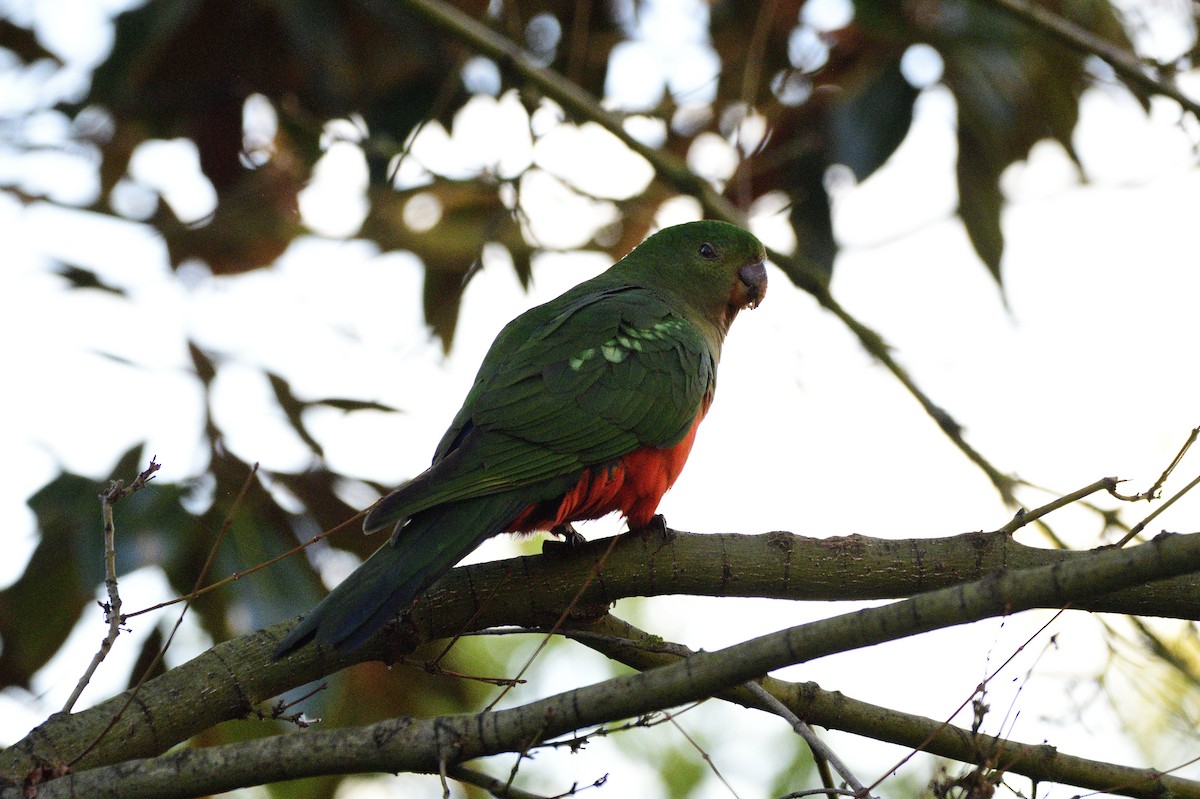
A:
[638,514,668,535]
[552,522,587,548]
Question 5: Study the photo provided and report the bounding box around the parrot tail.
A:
[272,496,526,659]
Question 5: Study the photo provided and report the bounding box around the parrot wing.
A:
[276,286,716,655]
[362,285,715,535]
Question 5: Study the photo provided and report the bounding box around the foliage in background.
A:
[1,0,1195,795]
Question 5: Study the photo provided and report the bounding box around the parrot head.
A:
[614,220,768,338]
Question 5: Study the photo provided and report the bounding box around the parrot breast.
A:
[510,404,708,533]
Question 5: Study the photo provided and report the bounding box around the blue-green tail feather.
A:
[272,496,528,658]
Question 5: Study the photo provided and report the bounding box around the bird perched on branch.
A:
[274,220,767,657]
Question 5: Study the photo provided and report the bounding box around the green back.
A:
[364,221,764,534]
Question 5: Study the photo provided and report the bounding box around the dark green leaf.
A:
[0,18,58,64]
[313,398,401,413]
[126,625,167,690]
[957,123,1006,283]
[55,265,126,295]
[267,372,324,458]
[187,341,218,386]
[0,446,191,689]
[827,59,918,182]
[423,266,469,352]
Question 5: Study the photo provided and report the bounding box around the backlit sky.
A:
[2,0,1200,796]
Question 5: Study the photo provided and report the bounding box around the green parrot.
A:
[274,220,767,657]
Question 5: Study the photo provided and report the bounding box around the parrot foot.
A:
[552,522,587,548]
[637,514,668,535]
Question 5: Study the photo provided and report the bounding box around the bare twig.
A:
[545,621,872,797]
[1115,470,1200,547]
[1110,427,1199,502]
[400,654,524,687]
[448,765,553,798]
[62,458,161,714]
[868,609,1066,795]
[743,681,874,799]
[485,530,624,711]
[661,708,744,799]
[69,462,260,766]
[450,764,608,799]
[992,477,1119,536]
[258,682,327,728]
[123,510,365,620]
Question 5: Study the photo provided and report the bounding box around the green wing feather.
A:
[362,285,716,535]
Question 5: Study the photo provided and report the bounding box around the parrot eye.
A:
[698,243,718,260]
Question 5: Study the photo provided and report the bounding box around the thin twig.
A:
[661,708,743,799]
[450,764,609,799]
[867,609,1066,795]
[992,477,1119,536]
[122,510,365,620]
[485,530,624,711]
[1110,426,1199,502]
[548,622,871,797]
[742,681,874,799]
[426,567,515,667]
[61,458,161,714]
[69,462,260,766]
[448,765,552,798]
[1115,470,1200,547]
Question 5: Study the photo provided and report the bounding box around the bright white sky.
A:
[1,0,1200,797]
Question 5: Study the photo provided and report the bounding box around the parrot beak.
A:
[734,261,768,310]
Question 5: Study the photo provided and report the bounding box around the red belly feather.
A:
[510,407,708,533]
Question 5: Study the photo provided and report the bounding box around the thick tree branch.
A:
[5,531,1200,797]
[4,527,1200,784]
[563,614,1198,799]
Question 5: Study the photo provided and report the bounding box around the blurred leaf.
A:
[826,58,918,182]
[424,268,470,350]
[363,180,533,347]
[767,737,818,798]
[152,159,305,275]
[858,0,1142,282]
[265,372,403,462]
[83,0,486,275]
[657,741,708,799]
[266,372,325,458]
[725,25,918,280]
[187,340,217,386]
[126,625,167,690]
[0,446,191,689]
[173,448,325,640]
[314,398,399,413]
[55,264,126,295]
[711,0,803,107]
[0,18,57,64]
[957,123,1006,282]
[268,467,362,540]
